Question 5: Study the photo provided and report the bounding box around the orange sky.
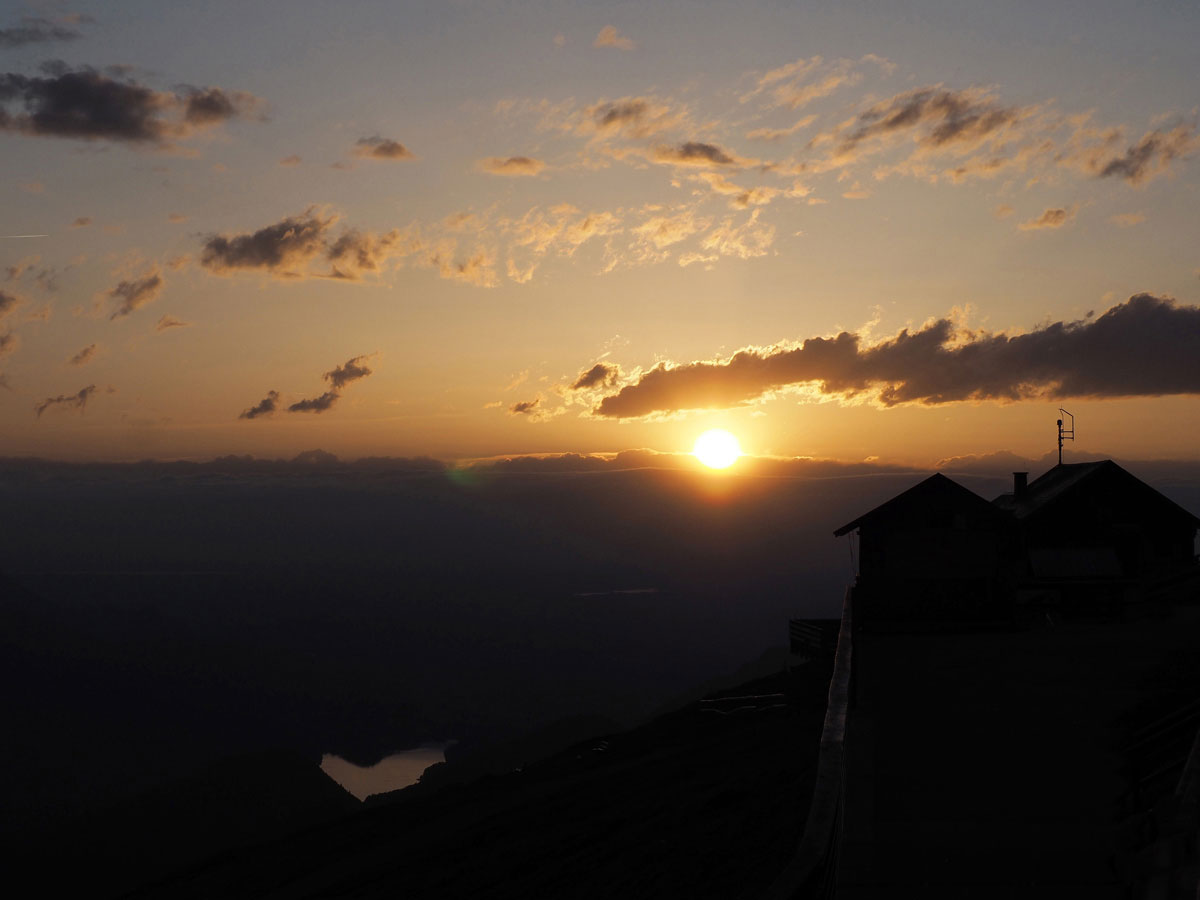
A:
[2,1,1199,464]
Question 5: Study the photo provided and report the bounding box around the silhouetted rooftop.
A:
[833,472,1009,537]
[993,460,1200,526]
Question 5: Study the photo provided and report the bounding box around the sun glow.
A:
[693,429,742,469]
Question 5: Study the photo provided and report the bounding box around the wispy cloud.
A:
[103,268,163,318]
[477,155,545,176]
[0,14,87,48]
[0,288,20,318]
[509,398,540,415]
[35,384,96,417]
[573,96,691,141]
[569,362,620,390]
[68,343,97,366]
[1017,206,1075,231]
[1107,211,1145,227]
[155,314,191,332]
[745,115,817,142]
[354,135,414,160]
[593,25,634,51]
[1071,122,1200,186]
[653,141,739,168]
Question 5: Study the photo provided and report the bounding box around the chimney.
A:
[1013,471,1028,498]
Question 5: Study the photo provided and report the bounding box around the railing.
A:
[761,584,854,900]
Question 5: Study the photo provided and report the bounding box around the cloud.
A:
[104,269,163,318]
[632,208,707,251]
[35,384,96,417]
[745,115,817,142]
[288,391,339,413]
[182,86,261,126]
[71,216,92,228]
[201,209,409,281]
[500,204,622,281]
[155,314,190,331]
[200,209,336,276]
[0,66,262,148]
[0,15,84,48]
[325,228,403,280]
[354,135,414,160]
[592,293,1200,418]
[68,343,97,366]
[742,55,893,112]
[807,84,1195,188]
[509,398,540,415]
[697,209,775,259]
[430,246,497,287]
[579,96,689,140]
[0,332,18,356]
[1017,206,1074,231]
[505,204,620,254]
[0,288,20,317]
[281,354,376,415]
[593,25,634,51]
[3,261,59,294]
[478,155,545,176]
[1107,211,1145,227]
[1066,123,1199,186]
[835,87,1023,160]
[653,141,737,168]
[678,252,718,268]
[279,154,301,166]
[167,212,188,223]
[993,204,1014,219]
[239,390,279,420]
[324,354,373,390]
[741,56,872,111]
[570,362,619,390]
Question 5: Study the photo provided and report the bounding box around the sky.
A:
[2,0,1198,465]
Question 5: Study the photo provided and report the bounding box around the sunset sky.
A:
[2,0,1198,465]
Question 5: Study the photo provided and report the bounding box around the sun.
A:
[693,429,742,469]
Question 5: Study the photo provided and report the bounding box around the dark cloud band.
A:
[0,66,261,146]
[594,294,1200,418]
[0,16,83,48]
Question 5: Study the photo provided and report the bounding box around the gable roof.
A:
[992,459,1200,527]
[833,472,1008,537]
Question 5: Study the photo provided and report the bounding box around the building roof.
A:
[833,472,1009,537]
[992,459,1200,527]
[835,460,1200,539]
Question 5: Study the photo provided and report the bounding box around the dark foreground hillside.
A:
[124,664,830,900]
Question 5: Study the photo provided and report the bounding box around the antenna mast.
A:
[1057,409,1074,465]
